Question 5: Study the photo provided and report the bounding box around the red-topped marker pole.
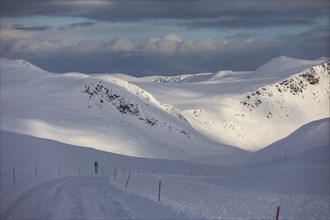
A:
[276,206,280,220]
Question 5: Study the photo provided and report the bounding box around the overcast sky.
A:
[1,0,329,76]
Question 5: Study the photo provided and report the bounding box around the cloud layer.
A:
[2,1,328,23]
[1,0,329,76]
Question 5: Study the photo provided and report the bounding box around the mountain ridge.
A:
[1,56,329,162]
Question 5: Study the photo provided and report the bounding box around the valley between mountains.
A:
[1,56,329,219]
[1,56,328,161]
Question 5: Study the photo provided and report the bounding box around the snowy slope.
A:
[134,56,330,151]
[240,118,329,166]
[251,56,329,80]
[0,131,223,180]
[151,70,252,83]
[0,58,242,162]
[201,61,330,151]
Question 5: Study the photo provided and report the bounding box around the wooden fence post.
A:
[58,165,61,176]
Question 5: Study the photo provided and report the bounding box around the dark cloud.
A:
[1,1,328,28]
[12,24,51,31]
[277,26,330,60]
[58,21,97,31]
[184,18,315,29]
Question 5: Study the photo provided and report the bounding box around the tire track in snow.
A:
[1,176,129,219]
[1,177,76,219]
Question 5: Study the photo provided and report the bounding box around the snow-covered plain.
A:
[1,126,329,219]
[1,56,329,219]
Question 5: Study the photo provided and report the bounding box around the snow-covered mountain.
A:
[188,61,330,151]
[133,56,330,151]
[0,57,242,163]
[251,56,329,80]
[148,56,329,84]
[0,56,329,160]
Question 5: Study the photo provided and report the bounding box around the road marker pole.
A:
[113,168,117,181]
[158,181,161,202]
[276,206,280,220]
[34,164,38,178]
[13,168,16,184]
[125,173,131,189]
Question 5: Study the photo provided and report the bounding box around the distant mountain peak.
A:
[251,56,329,79]
[0,57,44,71]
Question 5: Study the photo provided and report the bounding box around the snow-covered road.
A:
[1,176,129,219]
[1,172,329,219]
